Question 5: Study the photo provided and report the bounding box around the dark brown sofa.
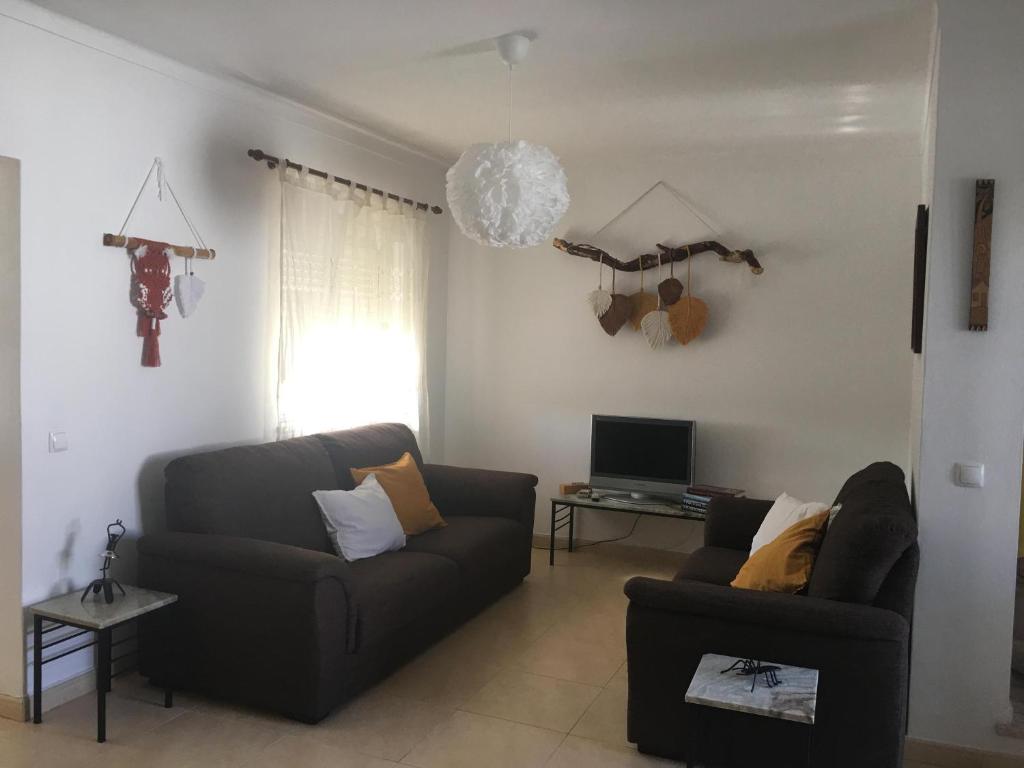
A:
[624,462,919,768]
[137,423,537,723]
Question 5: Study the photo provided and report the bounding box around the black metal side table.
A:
[30,585,178,743]
[548,494,706,566]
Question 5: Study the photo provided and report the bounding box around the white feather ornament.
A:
[640,309,674,349]
[587,255,612,317]
[588,289,612,317]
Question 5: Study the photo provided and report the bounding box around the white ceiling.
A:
[31,0,936,161]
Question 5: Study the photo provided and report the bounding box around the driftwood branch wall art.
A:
[554,237,762,350]
[553,238,763,275]
[969,178,994,331]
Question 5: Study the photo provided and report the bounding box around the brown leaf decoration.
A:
[658,277,684,306]
[667,296,709,345]
[598,294,631,336]
[627,291,659,331]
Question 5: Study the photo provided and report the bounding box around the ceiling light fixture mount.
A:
[446,32,570,249]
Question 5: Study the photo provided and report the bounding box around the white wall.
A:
[0,0,448,691]
[445,134,923,550]
[0,156,23,717]
[909,0,1024,754]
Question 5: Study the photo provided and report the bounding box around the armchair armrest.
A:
[703,496,773,551]
[624,577,910,766]
[422,464,538,530]
[625,576,907,642]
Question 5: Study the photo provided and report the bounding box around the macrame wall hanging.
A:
[555,181,762,350]
[102,158,216,367]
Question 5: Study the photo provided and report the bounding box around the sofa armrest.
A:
[422,464,538,530]
[138,532,356,652]
[624,576,908,642]
[703,496,773,551]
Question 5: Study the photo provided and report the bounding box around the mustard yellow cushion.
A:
[351,452,446,536]
[730,509,830,593]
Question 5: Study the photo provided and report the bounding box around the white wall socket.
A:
[955,462,984,488]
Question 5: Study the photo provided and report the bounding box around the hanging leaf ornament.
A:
[668,248,709,345]
[587,255,613,317]
[174,258,206,318]
[668,296,708,344]
[598,269,630,336]
[628,256,658,331]
[658,256,684,306]
[640,254,674,349]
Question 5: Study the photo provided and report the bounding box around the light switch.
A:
[48,431,68,453]
[955,462,984,488]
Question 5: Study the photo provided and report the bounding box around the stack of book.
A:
[682,484,745,517]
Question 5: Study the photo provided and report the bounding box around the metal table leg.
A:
[549,501,556,566]
[32,615,42,724]
[568,506,575,552]
[97,628,111,743]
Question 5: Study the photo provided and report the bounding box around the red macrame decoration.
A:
[129,240,172,367]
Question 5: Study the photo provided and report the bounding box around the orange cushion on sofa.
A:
[351,452,446,535]
[730,509,830,593]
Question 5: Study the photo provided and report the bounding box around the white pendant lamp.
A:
[446,33,570,248]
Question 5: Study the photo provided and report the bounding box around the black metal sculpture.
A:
[720,658,782,692]
[80,519,127,604]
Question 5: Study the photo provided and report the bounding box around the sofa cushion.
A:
[402,515,527,584]
[346,551,459,648]
[352,452,446,535]
[317,423,424,491]
[164,436,337,552]
[674,546,748,587]
[808,462,917,604]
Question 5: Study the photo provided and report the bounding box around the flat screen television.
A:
[589,415,695,500]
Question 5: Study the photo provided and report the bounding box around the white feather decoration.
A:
[588,289,613,317]
[640,309,674,349]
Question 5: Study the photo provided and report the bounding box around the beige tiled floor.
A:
[0,545,1011,767]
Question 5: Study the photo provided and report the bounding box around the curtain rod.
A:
[247,149,444,215]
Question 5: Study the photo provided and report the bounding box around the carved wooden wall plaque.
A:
[969,179,994,331]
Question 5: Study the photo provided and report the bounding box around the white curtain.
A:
[268,167,430,449]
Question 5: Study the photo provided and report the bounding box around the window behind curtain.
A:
[269,168,429,447]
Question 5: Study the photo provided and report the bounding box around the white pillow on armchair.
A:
[749,492,839,556]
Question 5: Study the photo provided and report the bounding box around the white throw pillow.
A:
[749,493,838,556]
[313,473,406,561]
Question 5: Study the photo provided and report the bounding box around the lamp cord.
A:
[507,63,513,143]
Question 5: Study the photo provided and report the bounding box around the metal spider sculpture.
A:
[720,658,783,692]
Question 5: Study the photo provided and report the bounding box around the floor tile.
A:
[545,735,678,767]
[400,710,564,768]
[373,641,503,708]
[511,630,624,686]
[33,686,184,745]
[311,688,454,761]
[570,678,629,746]
[461,668,600,733]
[249,732,401,767]
[117,709,282,767]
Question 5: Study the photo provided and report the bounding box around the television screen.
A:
[590,415,694,488]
